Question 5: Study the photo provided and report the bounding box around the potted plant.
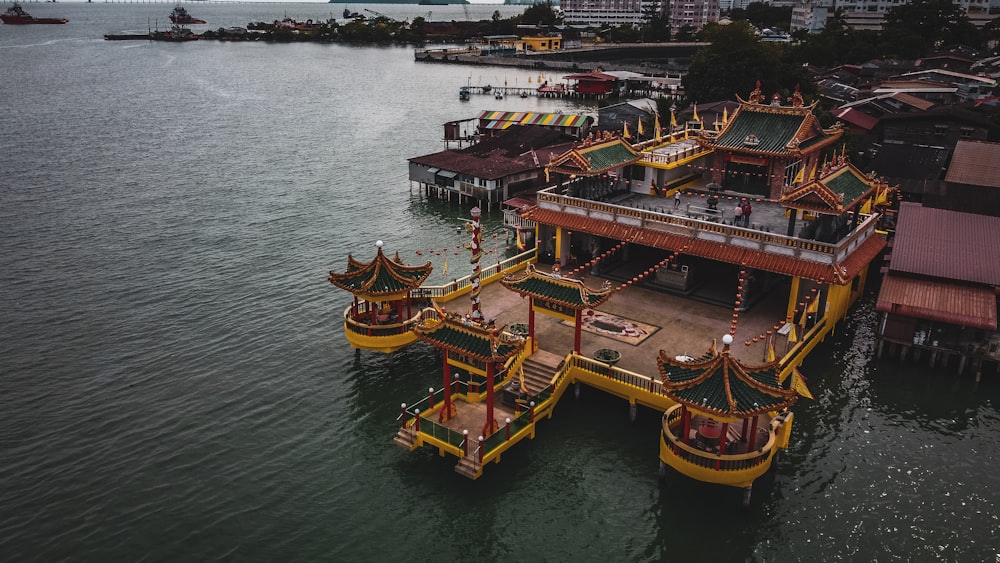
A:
[594,348,621,366]
[508,323,529,338]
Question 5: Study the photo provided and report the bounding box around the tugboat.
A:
[1,3,68,24]
[150,24,200,42]
[168,6,206,25]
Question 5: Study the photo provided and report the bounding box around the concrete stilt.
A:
[742,486,752,507]
[574,381,581,399]
[629,402,637,422]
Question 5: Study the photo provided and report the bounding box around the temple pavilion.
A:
[698,83,844,200]
[328,241,433,353]
[500,263,614,355]
[657,334,800,505]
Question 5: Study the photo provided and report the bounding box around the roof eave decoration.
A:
[412,302,524,363]
[656,339,797,418]
[782,161,876,213]
[699,96,843,157]
[546,138,641,177]
[328,246,433,297]
[500,263,613,308]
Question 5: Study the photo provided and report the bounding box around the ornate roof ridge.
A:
[657,339,797,417]
[329,245,433,295]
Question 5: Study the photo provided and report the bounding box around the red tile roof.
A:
[875,273,997,330]
[890,202,1000,284]
[943,139,1000,188]
[522,207,886,285]
[834,108,879,131]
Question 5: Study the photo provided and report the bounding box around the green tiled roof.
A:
[657,343,797,418]
[548,139,641,176]
[329,247,432,297]
[580,142,640,171]
[825,166,872,205]
[713,109,805,154]
[501,264,612,309]
[414,318,522,362]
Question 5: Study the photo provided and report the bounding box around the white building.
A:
[561,0,665,27]
[791,0,1000,34]
[561,0,720,32]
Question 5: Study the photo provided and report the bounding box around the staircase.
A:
[392,426,417,451]
[454,448,480,479]
[520,349,565,396]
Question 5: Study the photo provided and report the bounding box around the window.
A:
[960,127,975,139]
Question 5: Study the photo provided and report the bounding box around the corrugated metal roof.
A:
[890,202,1000,284]
[943,139,1000,188]
[875,273,997,330]
[522,207,886,284]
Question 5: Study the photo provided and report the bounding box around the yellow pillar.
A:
[554,226,564,265]
[827,282,851,324]
[786,276,801,319]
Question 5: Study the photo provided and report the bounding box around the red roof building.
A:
[875,202,1000,374]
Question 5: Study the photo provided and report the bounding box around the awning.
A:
[426,167,439,174]
[437,170,459,178]
[502,196,536,210]
[875,274,997,330]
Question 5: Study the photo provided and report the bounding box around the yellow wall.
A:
[521,36,561,51]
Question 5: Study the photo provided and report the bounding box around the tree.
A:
[674,24,697,43]
[882,0,981,56]
[640,1,670,42]
[744,2,792,32]
[684,22,812,103]
[517,1,562,26]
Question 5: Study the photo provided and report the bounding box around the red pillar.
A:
[719,422,729,455]
[681,406,691,445]
[573,309,582,354]
[748,415,760,450]
[440,352,457,423]
[483,361,497,436]
[528,298,536,344]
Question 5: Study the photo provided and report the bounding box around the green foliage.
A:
[674,24,697,43]
[516,2,562,26]
[640,2,670,42]
[684,22,812,103]
[882,0,982,55]
[744,2,792,32]
[608,24,641,43]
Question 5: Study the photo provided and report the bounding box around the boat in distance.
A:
[1,3,68,24]
[168,6,206,25]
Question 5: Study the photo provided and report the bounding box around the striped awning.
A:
[477,110,587,129]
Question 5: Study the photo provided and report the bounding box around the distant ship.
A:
[1,3,68,24]
[150,24,200,42]
[168,6,206,25]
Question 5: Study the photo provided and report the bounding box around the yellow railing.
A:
[660,404,783,472]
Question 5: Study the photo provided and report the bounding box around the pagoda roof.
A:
[500,263,613,309]
[657,340,797,418]
[328,244,432,298]
[781,160,879,214]
[413,309,524,363]
[546,137,642,176]
[698,101,842,157]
